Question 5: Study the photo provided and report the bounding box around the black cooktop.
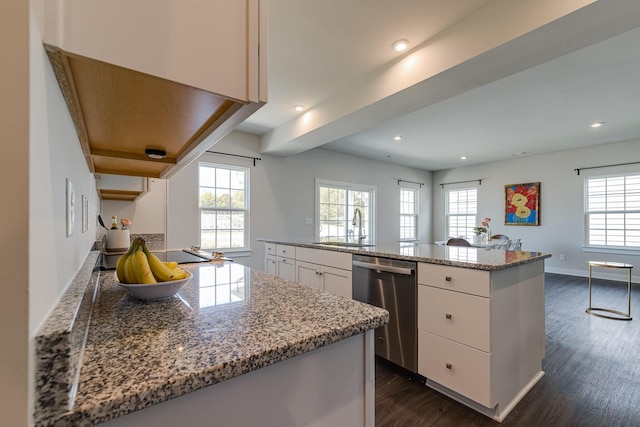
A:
[101,250,211,270]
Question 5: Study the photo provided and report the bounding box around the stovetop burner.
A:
[101,250,212,270]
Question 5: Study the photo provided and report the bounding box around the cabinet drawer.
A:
[418,285,490,352]
[418,263,490,297]
[265,243,276,255]
[418,330,493,408]
[276,244,296,258]
[296,247,352,270]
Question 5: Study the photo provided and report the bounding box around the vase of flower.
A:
[481,218,491,243]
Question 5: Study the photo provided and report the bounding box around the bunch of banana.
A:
[116,238,189,284]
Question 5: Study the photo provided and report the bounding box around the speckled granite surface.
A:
[258,238,551,270]
[34,260,388,427]
[34,252,100,425]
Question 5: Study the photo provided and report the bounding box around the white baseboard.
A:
[544,266,639,284]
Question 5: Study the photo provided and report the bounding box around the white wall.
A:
[101,178,167,239]
[0,4,103,425]
[432,138,640,282]
[30,4,100,335]
[167,131,433,270]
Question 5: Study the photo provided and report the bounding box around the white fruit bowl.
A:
[114,271,192,301]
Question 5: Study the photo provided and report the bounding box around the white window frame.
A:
[198,162,250,252]
[446,187,478,240]
[584,173,640,254]
[315,179,376,243]
[400,188,418,241]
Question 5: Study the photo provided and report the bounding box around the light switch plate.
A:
[66,178,75,237]
[81,194,88,233]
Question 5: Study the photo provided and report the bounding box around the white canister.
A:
[106,229,130,252]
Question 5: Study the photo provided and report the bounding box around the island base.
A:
[426,370,545,422]
[98,332,375,427]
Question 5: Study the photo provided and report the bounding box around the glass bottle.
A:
[111,215,118,230]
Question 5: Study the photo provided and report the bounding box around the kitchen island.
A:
[259,238,550,271]
[33,254,388,427]
[259,239,551,422]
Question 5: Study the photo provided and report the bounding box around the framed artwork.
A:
[504,182,540,226]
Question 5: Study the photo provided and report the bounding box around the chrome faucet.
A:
[352,208,367,243]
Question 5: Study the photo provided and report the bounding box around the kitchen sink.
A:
[314,241,376,248]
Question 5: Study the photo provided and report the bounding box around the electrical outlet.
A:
[559,253,566,261]
[305,217,313,225]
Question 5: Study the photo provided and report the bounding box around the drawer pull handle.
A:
[445,313,452,320]
[445,276,452,282]
[446,363,453,370]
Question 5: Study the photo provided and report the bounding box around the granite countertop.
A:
[34,259,388,427]
[258,238,551,271]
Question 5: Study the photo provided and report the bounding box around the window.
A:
[316,179,375,242]
[199,163,249,251]
[400,188,418,241]
[586,174,640,248]
[447,188,477,239]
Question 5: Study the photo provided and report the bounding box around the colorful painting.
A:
[505,182,540,226]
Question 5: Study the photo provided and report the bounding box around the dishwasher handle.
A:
[352,260,415,275]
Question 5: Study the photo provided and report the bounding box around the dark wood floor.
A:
[376,273,640,426]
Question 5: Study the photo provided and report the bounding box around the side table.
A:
[586,261,633,320]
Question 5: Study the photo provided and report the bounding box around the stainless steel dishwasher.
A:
[352,254,417,373]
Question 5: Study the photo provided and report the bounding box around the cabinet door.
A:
[265,255,277,276]
[296,261,322,290]
[277,257,296,282]
[322,266,352,299]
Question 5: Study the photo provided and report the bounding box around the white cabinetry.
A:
[264,243,296,281]
[295,247,352,299]
[262,243,353,299]
[417,261,545,422]
[276,245,296,282]
[265,243,277,276]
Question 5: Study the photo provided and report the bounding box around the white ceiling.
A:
[237,0,640,171]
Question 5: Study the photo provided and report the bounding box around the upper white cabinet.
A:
[95,174,148,201]
[41,0,267,179]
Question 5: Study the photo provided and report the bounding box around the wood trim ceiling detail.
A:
[98,189,145,202]
[44,45,242,178]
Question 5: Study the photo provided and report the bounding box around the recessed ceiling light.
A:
[145,148,166,159]
[392,39,409,52]
[394,135,402,141]
[294,105,305,112]
[591,121,605,128]
[461,156,468,160]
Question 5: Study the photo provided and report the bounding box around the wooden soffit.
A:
[44,45,248,178]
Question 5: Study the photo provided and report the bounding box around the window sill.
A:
[583,245,640,256]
